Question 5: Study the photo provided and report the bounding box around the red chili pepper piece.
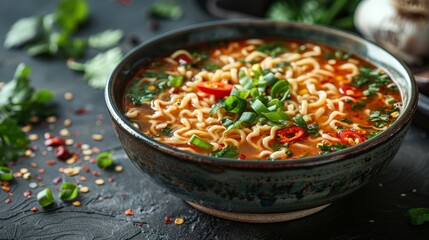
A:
[174,54,193,65]
[124,209,133,216]
[338,129,365,146]
[55,145,71,160]
[197,82,233,99]
[339,85,363,98]
[44,137,66,147]
[165,216,173,224]
[30,207,39,212]
[239,154,246,160]
[277,126,307,143]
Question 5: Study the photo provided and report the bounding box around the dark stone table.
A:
[1,1,428,239]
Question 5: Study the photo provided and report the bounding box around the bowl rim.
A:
[105,19,419,169]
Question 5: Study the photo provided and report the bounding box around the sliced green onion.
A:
[270,80,290,101]
[167,75,183,87]
[263,111,291,122]
[226,112,257,131]
[37,188,55,207]
[230,87,250,99]
[59,182,78,201]
[222,118,234,127]
[209,99,225,116]
[225,95,247,113]
[0,167,13,181]
[263,72,279,86]
[96,152,113,168]
[267,99,284,111]
[407,208,429,225]
[189,135,213,150]
[251,99,269,115]
[250,88,260,98]
[294,115,307,129]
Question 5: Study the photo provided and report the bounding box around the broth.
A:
[123,39,402,160]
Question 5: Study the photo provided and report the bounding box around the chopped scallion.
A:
[251,99,269,115]
[189,135,213,150]
[96,151,113,168]
[59,182,78,201]
[225,95,247,113]
[37,188,55,207]
[0,167,13,181]
[167,75,183,87]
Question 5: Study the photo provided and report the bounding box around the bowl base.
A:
[187,201,330,223]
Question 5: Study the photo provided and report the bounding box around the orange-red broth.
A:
[123,39,402,160]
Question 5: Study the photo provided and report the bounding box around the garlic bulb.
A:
[354,0,429,65]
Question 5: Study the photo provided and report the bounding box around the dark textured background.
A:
[1,1,429,239]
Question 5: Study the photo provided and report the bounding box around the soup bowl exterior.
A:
[105,20,418,213]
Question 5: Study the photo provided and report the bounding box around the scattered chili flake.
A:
[64,119,72,127]
[44,132,54,139]
[108,177,114,183]
[34,176,43,181]
[165,216,173,224]
[74,108,89,115]
[30,207,39,212]
[5,198,12,204]
[46,159,56,165]
[2,186,11,192]
[81,164,90,173]
[28,134,39,141]
[24,190,32,198]
[174,217,185,225]
[38,168,46,174]
[23,172,31,180]
[44,137,66,146]
[92,171,101,177]
[92,134,103,141]
[149,19,159,31]
[29,182,38,189]
[79,176,87,181]
[124,208,133,216]
[72,201,81,207]
[31,162,38,168]
[20,168,29,174]
[13,172,23,178]
[64,92,73,101]
[52,177,62,185]
[55,145,72,160]
[114,165,123,172]
[46,116,57,123]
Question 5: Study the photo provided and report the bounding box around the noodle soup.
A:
[123,39,402,160]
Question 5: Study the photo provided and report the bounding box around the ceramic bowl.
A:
[105,20,418,222]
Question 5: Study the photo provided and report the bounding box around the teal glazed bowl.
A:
[105,20,418,222]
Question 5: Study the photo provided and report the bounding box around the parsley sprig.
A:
[0,64,54,165]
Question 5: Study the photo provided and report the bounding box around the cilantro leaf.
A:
[0,63,54,165]
[149,0,183,20]
[88,29,124,49]
[209,145,240,158]
[4,16,43,49]
[67,47,123,88]
[56,0,89,33]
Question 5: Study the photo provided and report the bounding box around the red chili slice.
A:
[338,129,365,146]
[277,126,307,143]
[339,85,363,98]
[174,54,194,65]
[197,82,233,98]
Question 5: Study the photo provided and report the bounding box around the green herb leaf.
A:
[4,16,43,49]
[0,118,29,166]
[209,145,240,158]
[59,182,79,201]
[189,135,213,150]
[88,29,124,49]
[407,208,429,225]
[67,47,123,88]
[149,0,183,20]
[56,0,89,33]
[318,143,349,154]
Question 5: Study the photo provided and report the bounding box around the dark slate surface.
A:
[1,1,429,239]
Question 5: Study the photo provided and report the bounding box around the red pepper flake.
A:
[124,209,133,216]
[55,145,72,160]
[74,108,89,115]
[38,168,45,174]
[44,132,54,139]
[108,177,114,183]
[165,216,173,224]
[2,186,11,192]
[52,177,62,185]
[149,20,159,31]
[92,171,101,177]
[34,175,43,181]
[46,159,56,165]
[90,158,97,164]
[23,190,32,198]
[13,172,23,178]
[5,198,11,204]
[44,137,66,146]
[30,207,39,212]
[81,164,90,173]
[134,222,145,227]
[239,154,246,160]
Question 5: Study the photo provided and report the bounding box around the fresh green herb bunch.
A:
[0,64,54,165]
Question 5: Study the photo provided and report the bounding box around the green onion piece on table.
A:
[59,182,78,201]
[37,188,55,207]
[96,151,113,168]
[407,208,429,225]
[189,135,213,150]
[0,167,13,181]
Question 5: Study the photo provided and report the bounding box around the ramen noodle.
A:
[123,39,402,160]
